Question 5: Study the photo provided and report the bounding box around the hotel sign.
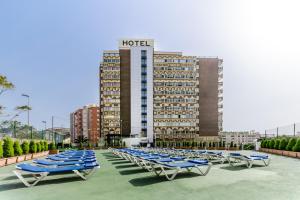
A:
[119,39,154,48]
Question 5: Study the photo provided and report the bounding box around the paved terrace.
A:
[0,150,300,200]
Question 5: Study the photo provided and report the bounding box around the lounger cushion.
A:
[163,162,198,168]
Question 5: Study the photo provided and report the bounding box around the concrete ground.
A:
[0,150,300,200]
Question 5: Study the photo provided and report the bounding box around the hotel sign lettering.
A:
[119,39,154,48]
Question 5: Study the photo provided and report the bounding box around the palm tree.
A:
[74,135,88,145]
[0,75,14,95]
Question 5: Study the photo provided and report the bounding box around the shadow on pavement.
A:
[119,168,147,175]
[115,164,136,169]
[0,176,83,192]
[111,161,131,165]
[129,173,200,186]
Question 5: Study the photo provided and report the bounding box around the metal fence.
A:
[264,122,300,138]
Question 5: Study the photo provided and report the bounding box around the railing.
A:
[264,122,300,138]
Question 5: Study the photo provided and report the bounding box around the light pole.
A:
[42,121,47,140]
[21,94,30,126]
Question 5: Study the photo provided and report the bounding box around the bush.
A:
[274,139,280,150]
[269,139,275,149]
[244,144,255,150]
[292,138,300,152]
[279,138,288,150]
[22,141,29,154]
[40,141,44,151]
[49,143,56,150]
[3,137,14,158]
[44,141,48,151]
[13,140,23,156]
[29,141,37,153]
[286,138,297,151]
[0,140,3,158]
[36,142,41,152]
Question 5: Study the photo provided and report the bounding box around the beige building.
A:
[220,131,260,145]
[99,39,223,146]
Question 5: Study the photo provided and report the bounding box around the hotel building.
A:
[70,104,100,146]
[99,39,223,146]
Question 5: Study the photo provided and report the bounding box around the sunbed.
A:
[13,162,100,187]
[227,153,270,168]
[151,159,212,180]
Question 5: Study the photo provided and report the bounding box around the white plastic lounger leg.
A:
[263,159,271,166]
[162,167,180,181]
[13,170,49,187]
[73,170,87,180]
[196,163,212,176]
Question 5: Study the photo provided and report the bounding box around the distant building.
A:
[220,131,260,145]
[45,127,70,144]
[99,39,223,146]
[70,104,100,145]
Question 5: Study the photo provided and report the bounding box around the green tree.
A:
[36,142,41,152]
[279,138,288,150]
[40,141,44,151]
[286,138,297,151]
[292,138,300,152]
[274,139,280,150]
[269,139,275,149]
[0,140,3,158]
[13,140,23,156]
[0,75,14,95]
[49,142,56,150]
[22,141,29,154]
[29,140,37,153]
[43,141,48,151]
[3,137,14,157]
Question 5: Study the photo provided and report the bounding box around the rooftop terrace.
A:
[0,150,300,200]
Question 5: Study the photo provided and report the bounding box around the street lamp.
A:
[42,121,47,140]
[21,94,30,127]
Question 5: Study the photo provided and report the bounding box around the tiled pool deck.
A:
[1,150,300,200]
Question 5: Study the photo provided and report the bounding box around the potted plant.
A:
[43,141,49,156]
[35,142,42,158]
[14,140,25,162]
[49,142,59,154]
[292,138,300,158]
[29,140,37,158]
[22,141,31,160]
[3,137,17,165]
[283,138,296,156]
[0,140,6,167]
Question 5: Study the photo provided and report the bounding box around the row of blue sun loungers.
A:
[13,150,100,187]
[111,148,270,180]
[112,148,213,180]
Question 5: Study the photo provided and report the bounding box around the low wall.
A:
[260,148,300,158]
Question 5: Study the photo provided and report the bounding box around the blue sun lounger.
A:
[227,153,270,168]
[13,162,100,187]
[33,158,96,166]
[151,159,212,180]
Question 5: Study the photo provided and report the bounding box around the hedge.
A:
[3,137,14,157]
[292,138,300,152]
[274,139,281,150]
[40,141,44,151]
[279,138,288,150]
[0,140,3,158]
[49,143,56,150]
[22,141,30,154]
[13,140,23,156]
[269,139,275,149]
[286,138,297,151]
[29,141,37,153]
[36,142,41,152]
[44,141,48,151]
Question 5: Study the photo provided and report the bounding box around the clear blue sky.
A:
[1,0,300,132]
